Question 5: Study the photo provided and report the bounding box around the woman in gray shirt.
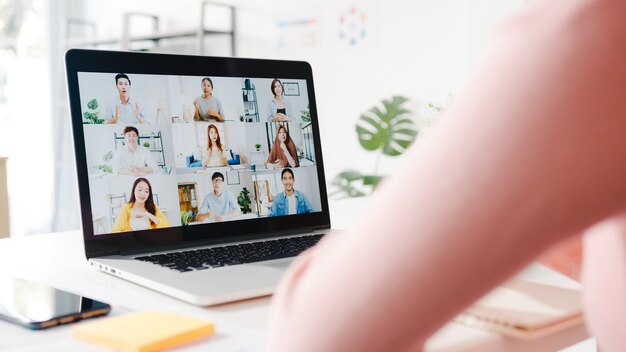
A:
[194,77,225,122]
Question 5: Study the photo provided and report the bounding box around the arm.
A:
[219,192,241,221]
[105,104,119,124]
[196,211,213,222]
[139,147,157,174]
[152,206,171,228]
[211,99,225,122]
[194,98,200,120]
[133,102,146,124]
[268,2,626,351]
[196,196,212,222]
[201,149,208,167]
[268,195,281,217]
[219,150,228,166]
[282,101,294,122]
[113,149,140,175]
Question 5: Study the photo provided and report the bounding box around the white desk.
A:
[0,199,590,351]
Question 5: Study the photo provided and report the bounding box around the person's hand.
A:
[111,104,120,123]
[145,212,159,224]
[214,215,224,222]
[208,107,224,121]
[130,167,143,176]
[132,208,146,219]
[276,159,287,168]
[193,99,200,118]
[133,102,145,123]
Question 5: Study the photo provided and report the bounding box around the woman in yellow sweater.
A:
[111,177,171,233]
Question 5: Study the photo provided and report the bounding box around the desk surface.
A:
[0,199,591,351]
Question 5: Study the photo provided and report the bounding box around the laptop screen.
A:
[65,50,330,256]
[76,71,322,236]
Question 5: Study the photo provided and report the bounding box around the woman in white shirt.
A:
[202,123,228,167]
[111,177,170,232]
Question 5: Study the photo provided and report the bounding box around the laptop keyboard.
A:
[135,234,324,272]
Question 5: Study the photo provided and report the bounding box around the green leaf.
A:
[87,99,98,110]
[334,170,364,183]
[362,175,383,187]
[356,95,418,157]
[330,170,368,198]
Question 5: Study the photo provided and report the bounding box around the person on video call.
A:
[266,124,299,169]
[267,1,626,351]
[104,73,146,124]
[113,126,157,175]
[202,124,228,167]
[268,168,313,217]
[196,172,240,223]
[266,79,295,123]
[111,177,170,232]
[194,77,225,122]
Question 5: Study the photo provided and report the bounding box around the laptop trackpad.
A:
[260,257,294,270]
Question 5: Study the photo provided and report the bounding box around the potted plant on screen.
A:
[238,187,252,214]
[83,99,104,124]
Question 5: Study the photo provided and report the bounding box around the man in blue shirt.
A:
[269,168,313,217]
[197,172,240,222]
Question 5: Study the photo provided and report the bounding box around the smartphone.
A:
[0,278,111,330]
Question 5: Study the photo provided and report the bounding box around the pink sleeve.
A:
[268,1,626,351]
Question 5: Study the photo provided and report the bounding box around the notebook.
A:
[455,279,583,340]
[65,49,333,306]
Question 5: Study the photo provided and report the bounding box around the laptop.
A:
[64,49,331,306]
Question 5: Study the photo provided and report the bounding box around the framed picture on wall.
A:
[227,170,240,185]
[253,179,272,216]
[283,82,300,96]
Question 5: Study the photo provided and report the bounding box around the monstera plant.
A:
[83,99,104,124]
[332,96,418,198]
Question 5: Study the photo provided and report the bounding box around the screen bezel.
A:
[65,49,330,259]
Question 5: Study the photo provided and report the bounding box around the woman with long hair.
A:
[111,177,171,232]
[202,123,228,167]
[266,123,299,169]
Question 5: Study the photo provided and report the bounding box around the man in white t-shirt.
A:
[197,172,240,222]
[113,126,157,175]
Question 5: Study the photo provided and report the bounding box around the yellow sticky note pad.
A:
[73,310,215,352]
